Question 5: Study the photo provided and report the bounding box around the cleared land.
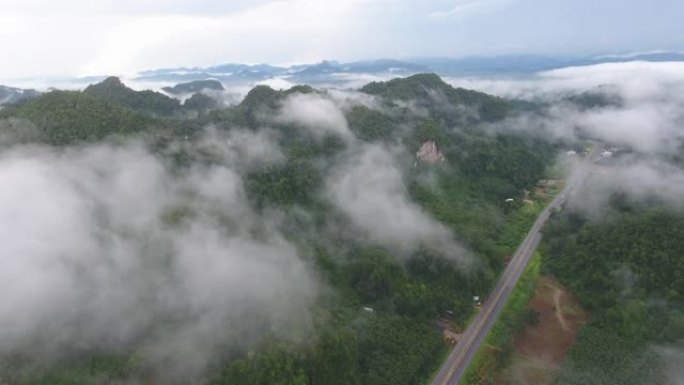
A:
[495,276,588,385]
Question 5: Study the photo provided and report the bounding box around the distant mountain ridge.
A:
[162,79,224,95]
[137,59,430,84]
[84,76,181,115]
[135,52,684,84]
[2,52,681,101]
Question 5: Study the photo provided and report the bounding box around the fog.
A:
[326,143,470,263]
[0,86,476,380]
[277,92,354,141]
[451,61,684,381]
[2,60,684,381]
[447,62,684,213]
[0,137,315,380]
[656,345,684,385]
[273,90,470,262]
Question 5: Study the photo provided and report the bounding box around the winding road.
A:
[430,162,588,385]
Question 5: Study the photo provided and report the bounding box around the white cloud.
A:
[277,92,354,140]
[0,0,368,79]
[2,0,683,80]
[451,61,684,155]
[446,61,684,100]
[451,61,684,216]
[326,143,470,262]
[0,137,315,379]
[428,0,513,19]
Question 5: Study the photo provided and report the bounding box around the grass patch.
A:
[460,251,542,385]
[496,201,546,257]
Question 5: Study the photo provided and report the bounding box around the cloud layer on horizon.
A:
[2,0,683,79]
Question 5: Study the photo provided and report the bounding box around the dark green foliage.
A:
[209,255,451,385]
[199,84,319,130]
[233,84,319,128]
[83,76,181,115]
[361,73,509,122]
[345,248,407,304]
[0,90,153,144]
[361,73,451,100]
[357,315,443,385]
[347,106,395,141]
[212,314,443,385]
[246,160,322,208]
[163,79,225,95]
[452,134,554,189]
[546,210,684,317]
[285,85,316,95]
[214,342,309,385]
[283,134,346,160]
[240,85,282,109]
[401,251,474,322]
[408,171,506,258]
[545,209,684,385]
[308,327,362,385]
[0,354,137,385]
[184,92,218,112]
[554,326,668,385]
[206,105,250,127]
[239,85,281,126]
[0,74,562,385]
[411,118,453,147]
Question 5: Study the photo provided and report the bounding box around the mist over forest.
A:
[0,59,682,385]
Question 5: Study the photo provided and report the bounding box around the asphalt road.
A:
[430,168,586,385]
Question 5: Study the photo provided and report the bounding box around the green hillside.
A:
[0,74,561,385]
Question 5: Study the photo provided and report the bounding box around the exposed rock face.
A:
[416,141,445,163]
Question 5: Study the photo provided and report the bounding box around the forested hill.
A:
[544,206,684,385]
[0,74,559,385]
[0,90,154,144]
[83,76,182,116]
[360,73,509,122]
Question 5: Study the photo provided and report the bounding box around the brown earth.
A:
[495,276,588,385]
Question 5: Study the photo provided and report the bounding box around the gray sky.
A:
[1,0,682,79]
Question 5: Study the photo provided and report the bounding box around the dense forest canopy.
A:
[544,204,684,385]
[0,73,565,385]
[1,70,681,385]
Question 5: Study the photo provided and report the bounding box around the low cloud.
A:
[655,344,684,385]
[326,143,470,262]
[277,92,354,141]
[448,61,684,384]
[447,61,684,102]
[0,135,315,380]
[326,88,381,111]
[194,126,286,169]
[449,62,684,215]
[574,104,683,154]
[568,159,684,218]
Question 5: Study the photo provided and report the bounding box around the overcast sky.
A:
[1,0,682,79]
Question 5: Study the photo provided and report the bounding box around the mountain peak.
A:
[84,76,180,115]
[99,76,126,87]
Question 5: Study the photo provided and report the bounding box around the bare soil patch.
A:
[495,276,588,385]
